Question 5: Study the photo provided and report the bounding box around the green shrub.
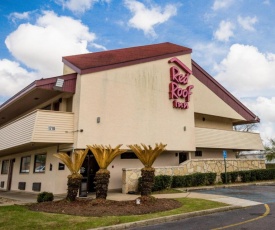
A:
[185,175,194,187]
[238,171,251,182]
[266,164,275,169]
[230,171,239,183]
[152,175,172,191]
[221,169,275,184]
[37,191,54,203]
[250,170,258,182]
[205,173,217,185]
[172,172,217,188]
[192,173,206,186]
[220,173,227,183]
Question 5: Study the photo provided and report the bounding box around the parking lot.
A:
[195,184,275,204]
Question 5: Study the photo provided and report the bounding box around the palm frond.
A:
[127,143,167,168]
[53,149,88,174]
[87,144,126,169]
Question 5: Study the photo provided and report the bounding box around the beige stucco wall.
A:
[195,113,233,130]
[190,149,236,159]
[74,54,196,151]
[63,64,76,75]
[0,146,69,194]
[193,77,245,121]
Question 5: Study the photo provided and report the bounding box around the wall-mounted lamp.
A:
[183,126,186,131]
[65,129,83,133]
[97,117,100,123]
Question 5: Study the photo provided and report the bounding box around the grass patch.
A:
[152,188,184,194]
[0,198,227,230]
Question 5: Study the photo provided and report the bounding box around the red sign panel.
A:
[168,57,194,109]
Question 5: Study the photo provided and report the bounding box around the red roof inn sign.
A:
[168,57,194,109]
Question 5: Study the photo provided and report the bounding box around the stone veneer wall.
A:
[122,159,266,193]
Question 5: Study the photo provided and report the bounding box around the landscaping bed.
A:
[28,196,182,216]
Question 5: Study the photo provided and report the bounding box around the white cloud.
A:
[5,11,100,77]
[0,59,37,98]
[212,0,234,10]
[238,16,258,31]
[243,97,275,142]
[214,20,234,42]
[215,44,275,98]
[124,0,177,37]
[57,0,110,14]
[192,42,228,70]
[8,12,30,23]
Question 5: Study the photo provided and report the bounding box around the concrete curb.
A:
[92,206,242,230]
[181,180,275,192]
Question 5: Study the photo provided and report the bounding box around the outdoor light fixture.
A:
[97,117,100,123]
[136,198,141,205]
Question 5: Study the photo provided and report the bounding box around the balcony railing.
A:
[195,127,264,150]
[0,110,74,151]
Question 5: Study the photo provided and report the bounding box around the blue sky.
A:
[0,0,275,143]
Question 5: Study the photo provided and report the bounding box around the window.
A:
[34,154,46,173]
[195,151,202,157]
[1,160,9,174]
[121,152,138,159]
[20,156,31,173]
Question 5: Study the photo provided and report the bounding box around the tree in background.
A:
[233,123,258,132]
[87,144,126,199]
[53,149,88,201]
[264,138,275,162]
[234,123,259,158]
[127,143,167,196]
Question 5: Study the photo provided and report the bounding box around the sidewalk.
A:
[2,180,272,206]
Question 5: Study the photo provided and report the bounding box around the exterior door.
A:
[179,152,188,164]
[7,159,15,190]
[81,153,99,193]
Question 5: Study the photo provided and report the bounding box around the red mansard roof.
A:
[63,42,192,74]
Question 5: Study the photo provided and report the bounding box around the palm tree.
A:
[87,144,126,199]
[53,149,88,201]
[127,143,167,196]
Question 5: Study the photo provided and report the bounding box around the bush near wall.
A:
[37,191,54,203]
[138,175,172,192]
[266,164,275,169]
[221,168,275,184]
[138,173,217,192]
[172,173,217,188]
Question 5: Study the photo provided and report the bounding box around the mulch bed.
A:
[28,196,182,216]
